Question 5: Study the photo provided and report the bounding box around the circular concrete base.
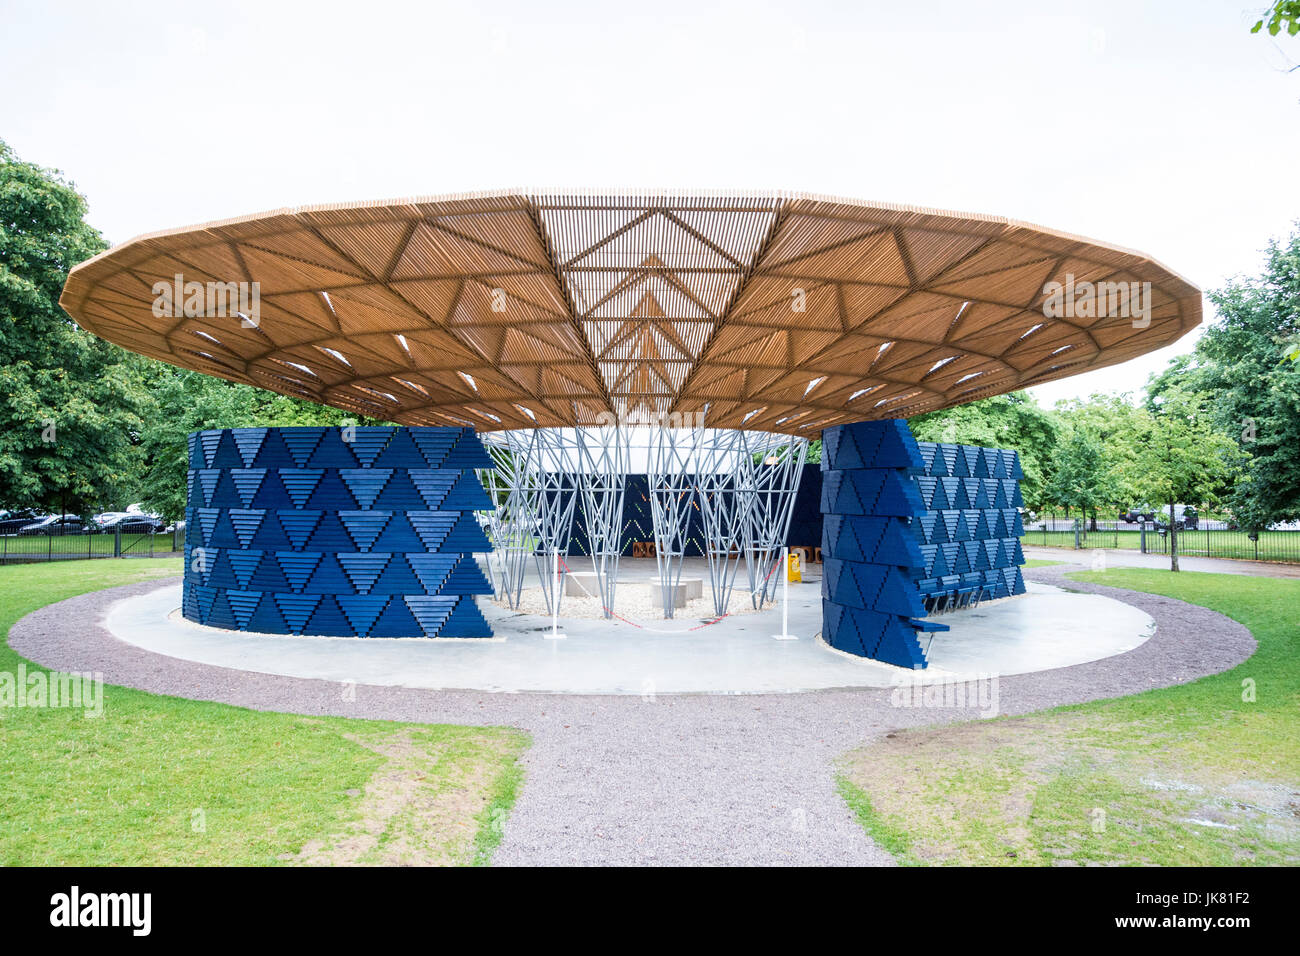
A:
[103,580,1154,694]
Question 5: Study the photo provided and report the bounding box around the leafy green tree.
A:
[1118,403,1240,572]
[908,391,1059,508]
[134,367,388,520]
[1050,392,1154,516]
[1149,227,1300,531]
[0,139,149,516]
[1251,1,1300,37]
[1041,428,1111,529]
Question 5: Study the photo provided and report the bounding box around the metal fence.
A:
[0,526,184,563]
[1022,514,1300,564]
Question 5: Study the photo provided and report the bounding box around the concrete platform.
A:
[562,572,703,607]
[102,580,1154,695]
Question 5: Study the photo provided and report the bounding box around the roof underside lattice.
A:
[60,190,1201,434]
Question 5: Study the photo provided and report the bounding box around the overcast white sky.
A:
[4,0,1297,407]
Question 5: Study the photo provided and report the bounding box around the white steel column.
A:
[647,423,702,618]
[574,421,629,619]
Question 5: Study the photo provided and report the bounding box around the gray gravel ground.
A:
[8,563,1255,866]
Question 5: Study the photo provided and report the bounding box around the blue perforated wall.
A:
[912,441,1027,606]
[819,420,931,668]
[181,426,496,638]
[819,420,1026,669]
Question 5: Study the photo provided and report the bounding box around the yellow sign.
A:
[787,551,802,582]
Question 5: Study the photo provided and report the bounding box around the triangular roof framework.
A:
[61,190,1201,435]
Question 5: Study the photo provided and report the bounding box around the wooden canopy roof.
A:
[60,190,1201,434]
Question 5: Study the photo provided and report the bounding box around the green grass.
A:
[837,775,921,864]
[473,737,527,866]
[840,569,1300,865]
[1020,528,1298,562]
[0,559,529,865]
[1021,558,1065,568]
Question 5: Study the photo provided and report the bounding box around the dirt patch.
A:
[846,719,1065,864]
[294,730,515,866]
[842,712,1300,866]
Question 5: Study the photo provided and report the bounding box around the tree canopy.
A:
[1251,1,1300,37]
[1148,226,1300,530]
[134,368,376,520]
[1117,397,1241,570]
[0,139,145,515]
[0,138,387,520]
[908,391,1059,507]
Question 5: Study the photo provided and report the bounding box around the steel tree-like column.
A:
[696,429,751,618]
[741,432,809,608]
[646,424,703,618]
[574,423,629,618]
[479,430,538,610]
[530,429,579,614]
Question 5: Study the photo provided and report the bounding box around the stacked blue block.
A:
[820,420,932,669]
[181,426,496,638]
[912,441,1027,607]
[819,421,1029,669]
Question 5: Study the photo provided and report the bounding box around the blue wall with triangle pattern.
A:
[820,420,1026,669]
[182,426,496,638]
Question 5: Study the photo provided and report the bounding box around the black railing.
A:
[0,526,184,563]
[1021,514,1300,564]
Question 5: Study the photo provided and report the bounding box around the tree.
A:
[908,391,1059,508]
[1118,403,1240,572]
[1041,428,1111,529]
[0,139,150,516]
[1150,227,1300,531]
[133,367,387,520]
[1251,1,1300,37]
[1050,392,1152,520]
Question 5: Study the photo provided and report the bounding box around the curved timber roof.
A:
[60,190,1201,434]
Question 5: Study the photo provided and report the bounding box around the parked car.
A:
[1163,504,1198,530]
[17,514,90,535]
[1151,504,1199,531]
[1118,505,1157,523]
[98,512,166,533]
[0,509,45,535]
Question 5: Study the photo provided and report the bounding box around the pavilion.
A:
[59,191,1200,666]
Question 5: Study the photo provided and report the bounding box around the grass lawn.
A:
[1021,558,1065,568]
[0,559,528,866]
[839,569,1300,866]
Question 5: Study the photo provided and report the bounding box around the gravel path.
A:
[8,562,1255,866]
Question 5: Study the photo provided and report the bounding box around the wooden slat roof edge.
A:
[62,188,1203,297]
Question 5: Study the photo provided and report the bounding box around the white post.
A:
[772,546,797,640]
[545,547,566,640]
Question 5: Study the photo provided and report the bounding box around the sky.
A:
[4,0,1298,408]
